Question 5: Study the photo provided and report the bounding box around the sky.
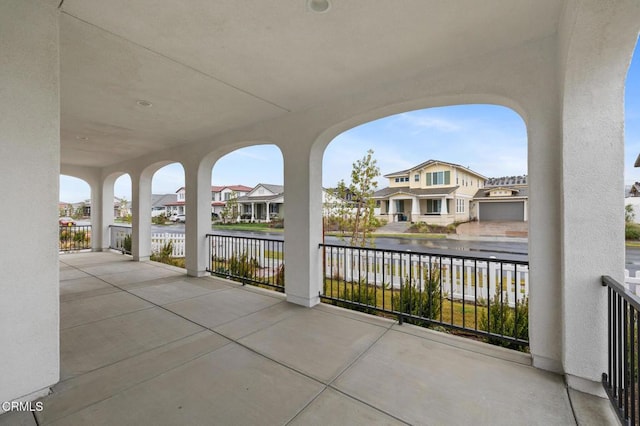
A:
[60,39,640,203]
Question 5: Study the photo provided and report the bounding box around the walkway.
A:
[1,252,614,425]
[456,221,529,238]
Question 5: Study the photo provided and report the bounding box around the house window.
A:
[224,192,230,201]
[426,171,451,186]
[456,199,465,213]
[426,199,441,213]
[394,177,409,183]
[414,174,420,182]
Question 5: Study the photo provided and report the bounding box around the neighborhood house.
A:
[373,160,487,225]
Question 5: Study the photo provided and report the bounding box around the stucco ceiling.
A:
[59,0,564,167]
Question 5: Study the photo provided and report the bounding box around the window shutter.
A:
[444,171,451,185]
[426,173,432,186]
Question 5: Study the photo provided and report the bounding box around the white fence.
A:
[323,247,529,307]
[151,233,185,257]
[624,270,640,295]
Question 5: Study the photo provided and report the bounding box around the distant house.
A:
[629,182,640,197]
[59,197,130,218]
[373,160,486,225]
[151,194,177,217]
[471,176,528,222]
[236,184,284,222]
[165,185,252,217]
[211,185,253,216]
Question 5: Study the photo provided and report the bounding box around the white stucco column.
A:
[90,179,105,251]
[131,171,152,261]
[0,0,60,406]
[282,141,323,307]
[266,201,271,222]
[440,197,448,214]
[184,160,211,277]
[558,0,638,395]
[411,197,420,221]
[388,198,396,222]
[250,202,255,221]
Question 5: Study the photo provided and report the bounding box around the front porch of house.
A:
[1,251,615,425]
[378,196,468,226]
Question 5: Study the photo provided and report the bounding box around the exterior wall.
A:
[0,0,60,405]
[388,175,410,188]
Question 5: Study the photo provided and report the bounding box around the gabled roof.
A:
[247,183,284,196]
[473,186,529,199]
[152,194,177,208]
[212,185,253,193]
[384,159,487,180]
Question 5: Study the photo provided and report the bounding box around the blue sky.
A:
[60,39,640,203]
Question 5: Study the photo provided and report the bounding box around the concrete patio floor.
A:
[0,252,617,425]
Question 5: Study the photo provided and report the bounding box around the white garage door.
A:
[478,202,524,221]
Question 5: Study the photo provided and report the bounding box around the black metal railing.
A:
[59,225,91,252]
[320,244,530,348]
[602,275,640,425]
[206,234,285,292]
[109,225,132,254]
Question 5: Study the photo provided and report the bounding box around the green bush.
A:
[479,291,529,350]
[227,252,259,279]
[392,267,441,324]
[626,222,640,240]
[123,234,132,253]
[332,281,378,315]
[152,214,168,225]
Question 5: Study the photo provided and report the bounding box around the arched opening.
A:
[320,104,529,349]
[59,175,92,251]
[149,163,186,267]
[209,144,285,291]
[113,174,132,223]
[624,38,640,284]
[59,175,91,221]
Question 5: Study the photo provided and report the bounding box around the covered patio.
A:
[2,0,640,423]
[0,252,613,425]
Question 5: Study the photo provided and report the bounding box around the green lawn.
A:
[212,223,283,232]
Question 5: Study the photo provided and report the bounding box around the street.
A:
[105,222,640,272]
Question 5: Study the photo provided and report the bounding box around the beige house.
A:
[373,160,486,225]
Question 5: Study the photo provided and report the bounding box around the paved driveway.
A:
[456,221,528,238]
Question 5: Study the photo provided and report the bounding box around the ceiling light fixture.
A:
[136,99,153,107]
[307,0,330,13]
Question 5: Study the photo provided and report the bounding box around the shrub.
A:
[392,266,441,324]
[332,281,378,315]
[123,234,132,253]
[626,222,640,240]
[479,291,529,350]
[152,214,167,225]
[227,252,259,279]
[275,264,285,287]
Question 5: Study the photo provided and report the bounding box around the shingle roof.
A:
[372,186,458,198]
[152,194,177,208]
[384,159,487,179]
[473,186,529,199]
[484,175,528,187]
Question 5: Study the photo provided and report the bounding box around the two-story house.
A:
[373,160,487,225]
[211,185,253,216]
[166,185,252,218]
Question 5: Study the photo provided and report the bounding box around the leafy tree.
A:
[626,204,635,223]
[326,149,380,247]
[221,191,239,223]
